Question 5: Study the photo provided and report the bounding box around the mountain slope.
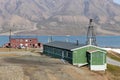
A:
[0,0,120,35]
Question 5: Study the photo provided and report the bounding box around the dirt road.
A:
[107,57,120,67]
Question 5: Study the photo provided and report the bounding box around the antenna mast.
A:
[86,19,97,46]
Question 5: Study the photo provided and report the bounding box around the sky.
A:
[113,0,120,4]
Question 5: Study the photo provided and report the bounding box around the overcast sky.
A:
[114,0,120,4]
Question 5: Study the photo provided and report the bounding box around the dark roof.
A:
[44,41,85,50]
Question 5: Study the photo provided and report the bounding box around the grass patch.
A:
[107,64,120,80]
[107,51,120,62]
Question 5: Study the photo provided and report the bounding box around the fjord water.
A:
[0,36,120,48]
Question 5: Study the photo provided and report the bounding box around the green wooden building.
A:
[86,50,106,71]
[43,41,106,70]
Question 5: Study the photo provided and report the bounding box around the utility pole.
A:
[86,19,97,46]
[9,29,11,51]
[48,36,53,43]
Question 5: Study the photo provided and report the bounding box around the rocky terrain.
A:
[0,0,120,35]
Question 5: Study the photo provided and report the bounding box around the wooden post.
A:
[9,29,11,51]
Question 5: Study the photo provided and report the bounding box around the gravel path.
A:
[107,57,120,66]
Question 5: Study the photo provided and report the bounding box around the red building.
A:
[4,38,42,48]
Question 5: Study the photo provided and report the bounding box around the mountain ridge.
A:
[0,0,120,35]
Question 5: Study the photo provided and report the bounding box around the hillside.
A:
[0,48,112,80]
[0,0,120,35]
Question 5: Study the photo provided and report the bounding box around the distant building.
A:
[43,41,107,71]
[4,38,42,48]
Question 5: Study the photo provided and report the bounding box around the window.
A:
[25,39,28,42]
[66,51,68,57]
[68,52,72,58]
[25,44,28,46]
[62,51,65,58]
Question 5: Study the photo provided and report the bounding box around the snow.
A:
[103,48,120,54]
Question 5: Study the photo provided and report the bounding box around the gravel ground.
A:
[0,51,38,56]
[0,65,24,80]
[0,51,108,80]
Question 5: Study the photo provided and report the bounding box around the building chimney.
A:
[90,19,93,23]
[76,40,79,46]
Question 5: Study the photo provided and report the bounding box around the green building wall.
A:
[72,47,88,65]
[43,45,106,66]
[72,46,106,66]
[86,50,107,71]
[89,51,106,65]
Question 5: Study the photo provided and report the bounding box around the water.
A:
[0,36,120,48]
